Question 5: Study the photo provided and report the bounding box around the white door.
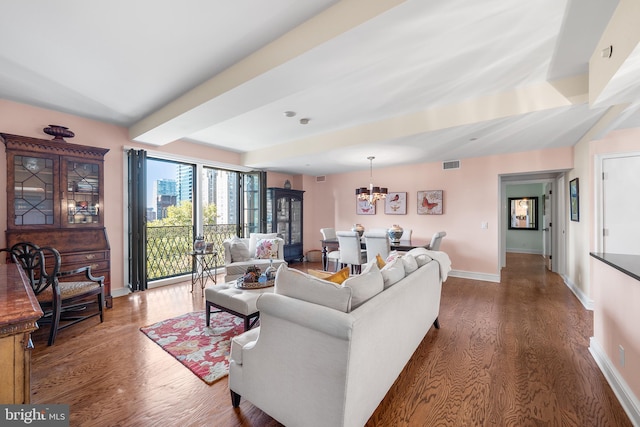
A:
[603,156,640,254]
[542,182,552,270]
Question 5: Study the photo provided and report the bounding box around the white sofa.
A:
[229,248,451,427]
[222,234,287,282]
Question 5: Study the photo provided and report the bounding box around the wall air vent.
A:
[442,160,460,170]
[316,175,326,183]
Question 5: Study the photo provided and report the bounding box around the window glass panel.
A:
[13,155,54,225]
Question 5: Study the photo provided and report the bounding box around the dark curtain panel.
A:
[127,149,147,291]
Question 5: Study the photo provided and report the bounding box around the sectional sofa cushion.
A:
[274,265,352,312]
[380,256,405,289]
[341,261,383,309]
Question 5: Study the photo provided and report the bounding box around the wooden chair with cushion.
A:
[336,230,367,275]
[7,242,105,346]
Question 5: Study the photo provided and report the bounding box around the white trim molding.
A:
[562,274,594,310]
[449,269,500,283]
[589,337,640,426]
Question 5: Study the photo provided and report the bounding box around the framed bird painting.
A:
[418,190,443,215]
[385,192,407,214]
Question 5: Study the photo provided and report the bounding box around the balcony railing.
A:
[146,224,238,281]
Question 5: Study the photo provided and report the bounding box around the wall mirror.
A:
[508,197,538,230]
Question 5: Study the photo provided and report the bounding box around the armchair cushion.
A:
[255,239,279,259]
[229,237,251,262]
[274,265,352,312]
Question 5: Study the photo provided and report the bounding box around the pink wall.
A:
[592,260,640,400]
[302,147,573,276]
[0,98,573,284]
[589,128,640,403]
[0,99,242,295]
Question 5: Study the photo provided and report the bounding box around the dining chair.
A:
[6,242,105,346]
[364,230,391,263]
[320,228,341,271]
[336,231,367,275]
[427,231,447,251]
[400,229,412,241]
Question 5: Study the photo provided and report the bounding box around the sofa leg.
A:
[231,390,241,407]
[433,317,440,329]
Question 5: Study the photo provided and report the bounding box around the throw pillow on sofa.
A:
[249,233,278,256]
[380,256,405,289]
[341,261,384,309]
[229,236,252,262]
[402,253,419,275]
[406,247,433,267]
[306,267,350,284]
[274,265,352,312]
[255,239,279,259]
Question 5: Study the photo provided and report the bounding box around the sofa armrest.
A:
[257,293,353,340]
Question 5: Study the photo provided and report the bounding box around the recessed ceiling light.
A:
[284,111,296,117]
[299,118,310,125]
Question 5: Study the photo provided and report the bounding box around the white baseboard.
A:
[589,337,640,427]
[562,274,594,310]
[449,269,500,283]
[505,248,543,255]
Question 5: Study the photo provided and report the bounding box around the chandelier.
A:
[356,156,387,205]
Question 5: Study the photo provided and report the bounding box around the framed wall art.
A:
[570,178,579,221]
[385,192,407,215]
[417,190,443,215]
[356,198,376,215]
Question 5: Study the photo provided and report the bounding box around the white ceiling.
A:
[2,0,640,176]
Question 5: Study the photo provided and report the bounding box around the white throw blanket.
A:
[426,250,452,281]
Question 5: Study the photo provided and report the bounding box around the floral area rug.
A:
[140,311,244,385]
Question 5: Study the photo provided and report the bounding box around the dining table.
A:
[320,237,430,271]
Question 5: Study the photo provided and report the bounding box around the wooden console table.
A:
[0,263,43,404]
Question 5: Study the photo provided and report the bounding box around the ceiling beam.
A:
[128,0,404,145]
[242,78,589,166]
[589,0,640,106]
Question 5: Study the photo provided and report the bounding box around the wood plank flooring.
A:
[30,254,631,426]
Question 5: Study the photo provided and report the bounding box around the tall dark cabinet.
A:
[2,129,112,307]
[266,187,304,262]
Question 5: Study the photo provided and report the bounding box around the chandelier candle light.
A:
[356,156,387,206]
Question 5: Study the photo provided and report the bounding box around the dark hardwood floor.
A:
[30,254,631,426]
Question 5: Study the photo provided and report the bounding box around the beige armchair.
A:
[222,234,287,282]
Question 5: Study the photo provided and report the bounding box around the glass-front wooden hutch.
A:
[266,187,304,262]
[2,129,112,306]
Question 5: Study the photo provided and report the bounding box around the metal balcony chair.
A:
[5,242,105,346]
